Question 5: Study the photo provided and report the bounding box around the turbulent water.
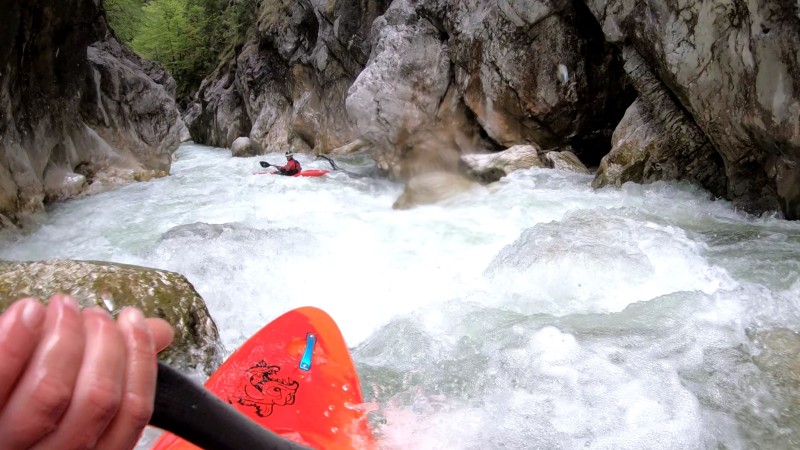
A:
[2,143,799,449]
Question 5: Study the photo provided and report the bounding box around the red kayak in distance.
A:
[253,169,330,177]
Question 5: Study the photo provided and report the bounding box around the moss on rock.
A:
[0,259,224,374]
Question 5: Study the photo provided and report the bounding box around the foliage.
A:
[108,0,258,99]
[105,0,145,43]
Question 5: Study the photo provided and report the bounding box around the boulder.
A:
[592,46,726,195]
[0,260,224,374]
[231,136,255,157]
[542,149,591,174]
[392,171,478,209]
[462,145,547,183]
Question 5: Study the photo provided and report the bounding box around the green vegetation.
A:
[105,0,145,42]
[104,0,258,99]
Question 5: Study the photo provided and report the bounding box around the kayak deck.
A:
[151,307,375,449]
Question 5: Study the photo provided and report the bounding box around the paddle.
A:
[259,161,274,168]
[151,362,311,450]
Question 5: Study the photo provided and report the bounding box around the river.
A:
[2,143,799,449]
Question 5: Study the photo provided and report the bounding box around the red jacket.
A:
[277,159,301,175]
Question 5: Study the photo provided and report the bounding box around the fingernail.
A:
[124,307,145,327]
[22,300,45,330]
[58,294,80,311]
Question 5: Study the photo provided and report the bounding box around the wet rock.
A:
[0,1,182,229]
[0,260,224,374]
[392,171,478,209]
[346,0,452,150]
[542,149,591,174]
[231,136,256,157]
[583,0,800,218]
[462,145,547,183]
[592,46,726,195]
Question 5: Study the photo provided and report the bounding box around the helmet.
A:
[285,150,294,158]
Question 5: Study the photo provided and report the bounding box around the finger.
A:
[145,318,175,352]
[0,298,46,407]
[31,307,127,449]
[94,308,158,449]
[0,294,85,449]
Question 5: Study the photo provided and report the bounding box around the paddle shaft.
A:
[150,362,311,450]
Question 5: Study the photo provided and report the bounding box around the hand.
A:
[0,294,174,449]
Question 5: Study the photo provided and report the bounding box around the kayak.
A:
[151,307,375,450]
[253,170,330,177]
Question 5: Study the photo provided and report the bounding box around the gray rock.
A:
[462,145,547,183]
[188,0,391,154]
[583,0,800,218]
[346,0,452,149]
[592,47,726,193]
[231,136,255,157]
[542,149,591,174]
[0,260,224,374]
[392,171,478,209]
[0,1,183,229]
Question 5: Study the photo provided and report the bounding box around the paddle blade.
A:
[260,161,270,168]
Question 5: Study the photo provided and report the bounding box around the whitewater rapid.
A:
[2,143,798,449]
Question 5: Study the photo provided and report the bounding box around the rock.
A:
[0,260,224,374]
[0,1,183,229]
[42,168,87,202]
[592,46,726,195]
[329,138,368,156]
[83,38,182,172]
[231,136,255,157]
[583,0,800,218]
[542,149,591,174]
[462,145,547,183]
[188,0,391,154]
[346,0,452,149]
[414,0,634,159]
[392,171,478,209]
[189,70,251,149]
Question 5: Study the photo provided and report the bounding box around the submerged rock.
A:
[0,260,224,374]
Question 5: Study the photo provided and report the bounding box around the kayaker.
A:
[0,294,174,449]
[274,150,301,176]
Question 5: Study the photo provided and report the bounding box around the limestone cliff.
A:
[584,0,800,219]
[188,0,800,219]
[0,0,184,229]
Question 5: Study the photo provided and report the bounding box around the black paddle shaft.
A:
[150,362,311,450]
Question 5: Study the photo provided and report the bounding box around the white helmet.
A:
[285,150,294,158]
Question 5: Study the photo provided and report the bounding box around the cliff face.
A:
[0,0,184,229]
[187,0,391,154]
[585,0,800,219]
[188,0,800,219]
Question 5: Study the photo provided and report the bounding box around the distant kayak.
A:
[253,169,330,177]
[151,306,375,449]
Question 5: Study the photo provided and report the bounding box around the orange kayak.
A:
[151,307,375,449]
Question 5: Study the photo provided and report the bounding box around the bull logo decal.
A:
[229,360,299,417]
